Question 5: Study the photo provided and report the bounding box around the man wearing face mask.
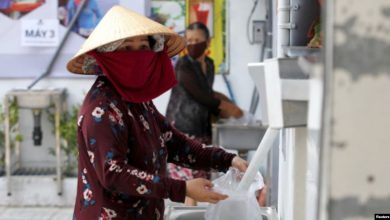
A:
[166,22,243,205]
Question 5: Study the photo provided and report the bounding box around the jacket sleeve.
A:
[80,101,186,202]
[175,59,221,115]
[152,103,236,172]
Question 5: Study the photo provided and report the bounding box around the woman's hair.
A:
[187,22,210,39]
[147,36,156,49]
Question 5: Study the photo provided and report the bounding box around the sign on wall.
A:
[21,19,59,47]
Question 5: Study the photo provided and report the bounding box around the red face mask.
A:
[88,50,177,103]
[187,41,207,59]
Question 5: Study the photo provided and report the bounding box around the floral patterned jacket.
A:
[73,76,236,220]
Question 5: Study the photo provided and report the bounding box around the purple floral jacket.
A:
[73,76,235,220]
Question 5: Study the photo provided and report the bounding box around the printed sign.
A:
[21,19,59,47]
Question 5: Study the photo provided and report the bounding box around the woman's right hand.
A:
[185,178,228,204]
[219,100,243,118]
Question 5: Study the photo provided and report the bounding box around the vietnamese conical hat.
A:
[67,5,185,74]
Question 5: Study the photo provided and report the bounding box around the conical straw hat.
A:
[67,5,185,74]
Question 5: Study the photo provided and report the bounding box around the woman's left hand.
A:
[231,156,249,172]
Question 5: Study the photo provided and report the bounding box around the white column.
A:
[277,0,290,57]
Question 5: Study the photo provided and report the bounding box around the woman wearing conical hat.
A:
[67,6,247,220]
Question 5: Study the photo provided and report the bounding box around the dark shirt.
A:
[73,76,235,220]
[166,55,221,139]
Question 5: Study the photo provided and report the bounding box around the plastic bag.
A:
[205,168,264,220]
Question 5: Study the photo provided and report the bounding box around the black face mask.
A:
[187,41,207,59]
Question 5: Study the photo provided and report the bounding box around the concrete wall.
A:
[320,0,390,219]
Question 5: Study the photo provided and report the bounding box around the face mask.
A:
[187,41,207,59]
[87,50,177,103]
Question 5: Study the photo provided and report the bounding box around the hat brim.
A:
[67,34,185,75]
[66,6,186,75]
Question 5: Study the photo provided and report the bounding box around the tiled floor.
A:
[0,207,73,220]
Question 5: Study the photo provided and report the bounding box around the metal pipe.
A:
[277,0,291,57]
[249,87,259,114]
[4,96,11,196]
[225,0,231,76]
[15,124,21,171]
[273,0,292,218]
[27,0,89,90]
[221,73,236,103]
[220,0,236,103]
[264,0,274,59]
[55,99,62,195]
[32,109,43,146]
[318,0,334,219]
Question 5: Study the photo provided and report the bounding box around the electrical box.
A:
[253,20,266,44]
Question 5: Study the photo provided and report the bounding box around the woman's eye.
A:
[141,44,150,50]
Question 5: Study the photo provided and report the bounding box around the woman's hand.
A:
[186,178,228,204]
[231,156,248,172]
[219,100,243,119]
